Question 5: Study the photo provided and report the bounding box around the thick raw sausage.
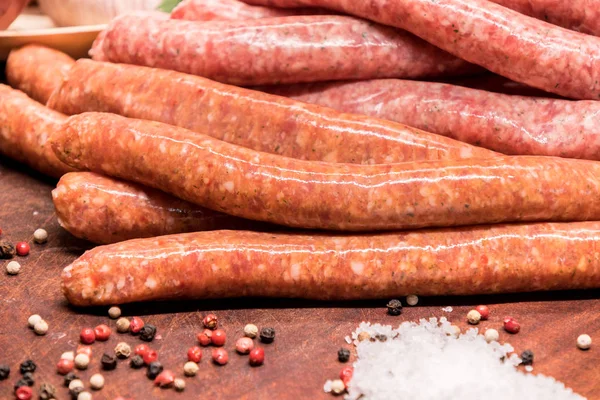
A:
[53,172,265,244]
[61,222,600,305]
[0,84,74,178]
[240,0,600,99]
[91,12,479,86]
[47,60,495,164]
[52,112,600,231]
[262,79,600,159]
[172,0,323,20]
[6,44,75,104]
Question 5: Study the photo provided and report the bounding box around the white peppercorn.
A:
[34,320,49,335]
[447,325,461,338]
[68,379,84,391]
[577,334,592,350]
[244,324,258,338]
[484,329,499,343]
[28,314,42,328]
[61,351,75,361]
[174,378,185,392]
[331,379,345,395]
[74,353,90,370]
[406,294,419,306]
[467,309,482,325]
[183,361,199,377]
[6,260,21,275]
[114,342,131,359]
[116,317,130,333]
[33,229,48,244]
[77,391,93,400]
[89,373,104,390]
[108,306,121,319]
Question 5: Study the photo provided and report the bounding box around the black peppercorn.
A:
[146,361,163,380]
[101,353,117,370]
[521,350,534,365]
[386,299,402,316]
[14,378,30,391]
[69,386,83,400]
[39,383,57,400]
[21,372,34,386]
[130,355,145,369]
[19,360,36,374]
[0,240,15,259]
[375,334,388,342]
[0,364,9,380]
[337,348,350,363]
[259,327,275,344]
[139,324,157,342]
[64,372,78,387]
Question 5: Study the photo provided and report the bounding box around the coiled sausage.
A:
[172,0,322,20]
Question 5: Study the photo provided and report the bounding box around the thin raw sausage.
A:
[240,0,600,99]
[52,112,600,231]
[47,59,495,164]
[91,12,479,86]
[0,84,74,178]
[262,79,600,159]
[53,172,266,244]
[6,44,75,104]
[172,0,323,20]
[61,222,600,306]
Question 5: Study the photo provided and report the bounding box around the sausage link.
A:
[263,79,600,159]
[47,60,495,164]
[172,0,323,20]
[6,44,75,104]
[52,112,600,231]
[62,222,600,305]
[240,0,600,99]
[92,12,479,86]
[0,84,74,178]
[53,172,265,244]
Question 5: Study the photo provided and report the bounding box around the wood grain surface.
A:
[1,157,600,399]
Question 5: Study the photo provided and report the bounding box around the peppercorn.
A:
[89,373,105,390]
[114,342,131,359]
[183,361,199,376]
[259,327,275,344]
[129,355,145,369]
[74,353,90,370]
[244,324,259,338]
[484,329,499,343]
[331,379,346,395]
[21,372,34,386]
[27,315,42,329]
[76,346,92,358]
[340,366,353,387]
[174,378,185,392]
[197,329,212,346]
[94,324,111,341]
[249,348,264,366]
[142,349,158,365]
[187,346,203,363]
[0,239,16,258]
[386,299,402,316]
[467,309,482,325]
[577,334,592,350]
[101,353,117,370]
[68,386,83,400]
[57,358,75,375]
[15,386,32,400]
[235,337,254,355]
[503,317,521,334]
[203,313,218,329]
[475,305,490,320]
[79,328,95,344]
[20,360,36,374]
[211,329,226,346]
[0,364,9,380]
[33,229,48,244]
[33,320,49,335]
[15,242,30,256]
[129,317,144,334]
[374,334,387,342]
[116,317,130,333]
[6,260,21,275]
[134,344,150,357]
[139,324,157,342]
[520,350,534,365]
[64,372,79,387]
[406,294,419,306]
[146,361,163,380]
[108,306,121,319]
[212,348,228,365]
[448,325,461,338]
[357,332,370,342]
[77,391,92,400]
[39,383,56,400]
[154,370,175,388]
[337,348,350,363]
[61,351,75,361]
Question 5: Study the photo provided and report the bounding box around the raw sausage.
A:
[52,112,600,231]
[6,44,75,104]
[47,59,495,164]
[262,79,600,159]
[53,172,265,244]
[240,0,600,99]
[91,12,479,86]
[0,84,74,178]
[172,0,323,20]
[61,222,600,305]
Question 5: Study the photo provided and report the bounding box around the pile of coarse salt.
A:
[327,317,584,400]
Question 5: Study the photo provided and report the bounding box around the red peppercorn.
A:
[143,349,158,364]
[15,242,30,256]
[77,345,92,357]
[197,329,212,346]
[249,347,264,366]
[94,324,112,341]
[203,313,218,330]
[56,358,74,375]
[235,337,254,354]
[80,327,96,344]
[212,348,228,365]
[340,366,353,387]
[211,329,226,346]
[503,317,521,334]
[135,344,150,357]
[154,370,175,388]
[187,346,202,363]
[130,317,144,334]
[475,305,490,320]
[15,386,33,400]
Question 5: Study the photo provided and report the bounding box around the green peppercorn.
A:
[0,240,15,259]
[130,355,144,369]
[39,383,57,400]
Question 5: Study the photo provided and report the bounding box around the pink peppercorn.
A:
[154,370,175,388]
[56,358,74,375]
[235,337,254,354]
[187,346,202,363]
[197,329,212,346]
[212,348,228,365]
[94,324,112,341]
[340,366,353,387]
[475,305,490,320]
[15,242,30,256]
[211,329,226,347]
[80,328,96,344]
[143,349,158,364]
[77,345,92,357]
[15,386,33,400]
[203,313,218,330]
[135,344,150,357]
[130,317,144,334]
[503,317,521,334]
[249,347,265,366]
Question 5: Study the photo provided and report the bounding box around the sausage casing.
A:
[172,0,323,20]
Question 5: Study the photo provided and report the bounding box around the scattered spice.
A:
[14,378,30,391]
[330,379,346,395]
[139,324,157,342]
[39,383,56,400]
[203,314,218,330]
[115,342,132,359]
[520,350,534,365]
[338,348,350,363]
[197,329,212,346]
[386,299,402,316]
[34,320,49,335]
[67,379,84,391]
[15,242,30,256]
[77,391,92,400]
[68,386,83,400]
[57,358,75,375]
[101,353,117,370]
[129,317,144,334]
[154,370,175,388]
[146,361,163,379]
[235,337,254,354]
[27,315,42,329]
[249,347,264,366]
[374,334,387,342]
[74,353,90,370]
[76,346,92,358]
[174,378,186,392]
[0,364,9,380]
[6,260,21,275]
[211,329,226,346]
[15,386,33,400]
[61,352,75,361]
[116,317,130,333]
[406,294,419,306]
[484,329,499,343]
[64,372,79,387]
[260,327,275,344]
[577,334,592,350]
[475,305,490,320]
[80,328,96,344]
[447,325,461,338]
[90,373,105,390]
[142,349,158,365]
[134,344,150,358]
[183,361,199,376]
[244,324,259,338]
[503,317,521,334]
[33,229,48,244]
[22,372,34,386]
[108,306,121,319]
[357,332,371,342]
[212,348,228,365]
[340,366,353,387]
[0,240,16,258]
[94,324,111,341]
[467,310,482,325]
[129,355,144,369]
[20,360,36,374]
[187,346,202,363]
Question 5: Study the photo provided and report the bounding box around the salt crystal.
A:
[345,336,352,344]
[526,366,534,372]
[323,380,333,393]
[441,306,453,312]
[33,211,39,216]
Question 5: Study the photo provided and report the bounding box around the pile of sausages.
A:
[4,0,600,306]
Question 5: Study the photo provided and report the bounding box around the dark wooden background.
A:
[1,156,600,399]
